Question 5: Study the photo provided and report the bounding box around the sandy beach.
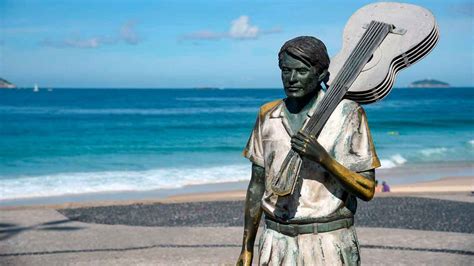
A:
[163,175,474,203]
[390,176,473,193]
[1,174,472,209]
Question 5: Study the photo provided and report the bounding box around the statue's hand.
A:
[236,250,253,266]
[291,131,330,165]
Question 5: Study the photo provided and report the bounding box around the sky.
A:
[0,0,473,88]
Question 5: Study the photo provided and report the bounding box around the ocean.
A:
[0,88,473,201]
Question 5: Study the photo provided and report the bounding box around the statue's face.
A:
[280,52,320,99]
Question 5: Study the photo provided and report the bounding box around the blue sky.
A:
[0,0,472,88]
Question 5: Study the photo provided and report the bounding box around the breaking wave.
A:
[420,147,449,157]
[0,164,251,200]
[379,154,407,169]
[0,106,256,115]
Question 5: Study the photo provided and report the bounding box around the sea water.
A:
[0,88,472,200]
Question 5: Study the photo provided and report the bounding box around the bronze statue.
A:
[237,36,380,265]
[237,2,439,264]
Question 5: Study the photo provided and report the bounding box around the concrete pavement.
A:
[1,207,473,265]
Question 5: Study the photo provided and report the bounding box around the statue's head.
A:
[278,36,330,99]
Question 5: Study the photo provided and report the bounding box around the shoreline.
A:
[0,180,250,208]
[1,158,471,206]
[1,175,471,210]
[373,161,473,185]
[390,176,473,192]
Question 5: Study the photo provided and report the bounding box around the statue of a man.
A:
[237,36,381,265]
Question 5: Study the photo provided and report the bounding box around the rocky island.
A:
[0,78,16,89]
[409,79,450,88]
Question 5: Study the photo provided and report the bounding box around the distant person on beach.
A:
[382,181,391,192]
[375,180,383,193]
[237,36,380,265]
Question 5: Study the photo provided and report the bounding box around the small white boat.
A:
[33,84,39,92]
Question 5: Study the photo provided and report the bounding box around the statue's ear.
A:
[318,69,329,82]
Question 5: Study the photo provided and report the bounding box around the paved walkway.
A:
[1,207,473,265]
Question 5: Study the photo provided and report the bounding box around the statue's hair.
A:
[278,36,330,73]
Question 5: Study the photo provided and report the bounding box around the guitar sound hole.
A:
[367,54,374,63]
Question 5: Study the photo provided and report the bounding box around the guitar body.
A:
[328,2,439,104]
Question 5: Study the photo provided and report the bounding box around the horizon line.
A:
[3,86,473,90]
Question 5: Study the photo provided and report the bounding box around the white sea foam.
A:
[0,164,251,200]
[468,140,474,147]
[379,154,407,169]
[420,147,448,157]
[0,106,257,115]
[59,107,257,115]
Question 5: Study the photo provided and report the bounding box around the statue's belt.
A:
[265,217,354,237]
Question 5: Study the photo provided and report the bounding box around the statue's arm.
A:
[319,161,375,201]
[236,163,265,266]
[291,132,376,201]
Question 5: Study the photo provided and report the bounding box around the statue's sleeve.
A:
[242,113,265,167]
[333,105,381,172]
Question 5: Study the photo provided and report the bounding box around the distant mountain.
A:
[0,78,16,89]
[409,79,450,88]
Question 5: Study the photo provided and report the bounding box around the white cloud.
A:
[40,21,141,49]
[41,36,111,49]
[181,15,281,41]
[64,37,101,48]
[229,16,259,39]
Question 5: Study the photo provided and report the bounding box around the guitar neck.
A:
[302,21,392,136]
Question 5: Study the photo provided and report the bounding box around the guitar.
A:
[271,2,439,196]
[331,2,440,103]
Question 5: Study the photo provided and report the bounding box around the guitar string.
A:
[274,22,384,188]
[351,26,434,98]
[305,21,382,133]
[317,22,383,116]
[314,22,390,132]
[278,21,428,191]
[312,23,384,129]
[306,21,385,133]
[313,22,388,131]
[275,22,392,191]
[309,22,379,124]
[351,25,439,101]
[276,22,383,184]
[329,21,381,91]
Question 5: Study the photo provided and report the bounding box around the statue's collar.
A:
[269,89,325,119]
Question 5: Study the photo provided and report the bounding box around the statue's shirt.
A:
[243,89,380,222]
